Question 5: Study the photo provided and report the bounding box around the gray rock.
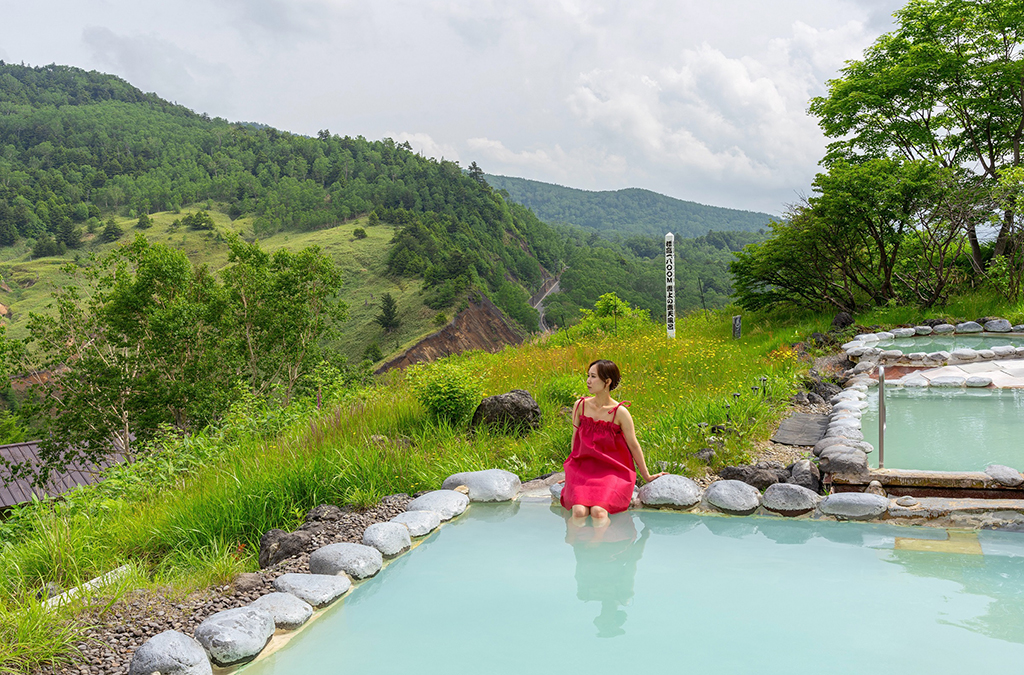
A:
[308,542,383,579]
[830,390,864,403]
[406,490,470,521]
[272,573,351,608]
[833,400,868,412]
[1013,325,1024,333]
[933,323,955,334]
[362,522,412,556]
[469,389,541,434]
[250,592,313,630]
[193,607,275,667]
[880,349,904,360]
[984,318,1012,332]
[914,325,933,335]
[966,376,992,388]
[992,345,1017,357]
[637,475,702,509]
[441,469,521,502]
[930,375,966,387]
[818,447,868,475]
[977,349,996,360]
[902,375,929,387]
[258,529,312,569]
[841,340,865,350]
[549,482,564,500]
[851,361,875,374]
[825,427,864,441]
[956,321,983,333]
[233,573,263,594]
[951,348,978,361]
[832,312,854,330]
[819,493,889,520]
[390,510,442,536]
[787,459,820,492]
[129,630,212,675]
[1017,346,1024,356]
[928,350,951,361]
[846,347,869,357]
[985,464,1024,487]
[717,465,782,490]
[703,480,761,515]
[906,352,926,361]
[855,333,880,342]
[874,331,895,340]
[896,496,919,507]
[890,328,916,338]
[762,483,821,515]
[813,436,850,456]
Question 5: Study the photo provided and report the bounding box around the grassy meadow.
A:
[0,307,809,673]
[0,209,442,365]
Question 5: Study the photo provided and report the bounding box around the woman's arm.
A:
[617,407,666,483]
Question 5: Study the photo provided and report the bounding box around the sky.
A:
[0,0,905,215]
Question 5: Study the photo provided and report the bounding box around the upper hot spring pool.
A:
[861,388,1024,471]
[875,333,1024,352]
[239,503,1024,675]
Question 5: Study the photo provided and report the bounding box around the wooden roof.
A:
[0,441,123,510]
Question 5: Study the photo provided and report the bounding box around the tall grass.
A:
[0,307,805,673]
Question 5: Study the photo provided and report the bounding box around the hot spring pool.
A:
[875,333,1024,352]
[239,503,1024,674]
[861,388,1024,471]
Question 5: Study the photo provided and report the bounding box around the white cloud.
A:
[390,132,461,163]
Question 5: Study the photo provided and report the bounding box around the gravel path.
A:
[35,494,410,675]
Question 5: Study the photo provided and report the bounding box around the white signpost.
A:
[665,233,675,338]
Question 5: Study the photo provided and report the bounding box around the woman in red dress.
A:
[560,359,664,521]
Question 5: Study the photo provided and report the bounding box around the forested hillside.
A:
[485,174,775,239]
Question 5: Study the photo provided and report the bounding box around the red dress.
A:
[561,398,636,514]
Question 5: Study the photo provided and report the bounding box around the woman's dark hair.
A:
[588,359,621,391]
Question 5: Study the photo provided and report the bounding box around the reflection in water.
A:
[564,512,649,638]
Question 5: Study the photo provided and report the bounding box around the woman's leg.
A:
[572,504,590,518]
[590,505,609,523]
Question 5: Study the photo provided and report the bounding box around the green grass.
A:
[0,307,805,673]
[0,209,440,364]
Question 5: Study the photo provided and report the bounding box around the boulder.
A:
[890,328,916,338]
[896,495,919,507]
[193,607,275,667]
[880,349,903,360]
[930,375,966,387]
[441,469,521,502]
[950,348,978,361]
[846,347,868,357]
[933,324,955,334]
[762,483,821,516]
[831,312,854,330]
[637,475,702,509]
[825,427,864,441]
[469,390,541,434]
[813,436,851,456]
[985,464,1024,487]
[1014,325,1024,333]
[250,592,313,630]
[830,391,863,404]
[966,376,992,388]
[955,321,983,333]
[818,447,868,475]
[549,482,564,500]
[906,352,926,361]
[308,542,383,579]
[914,325,933,335]
[362,522,412,557]
[819,493,889,520]
[841,340,865,351]
[833,400,868,412]
[787,459,820,492]
[406,490,470,521]
[850,361,875,375]
[855,333,880,342]
[232,573,264,594]
[718,465,780,490]
[992,345,1017,357]
[984,318,1012,333]
[272,573,351,608]
[129,630,212,675]
[703,480,761,515]
[874,331,895,340]
[390,510,442,536]
[977,349,996,360]
[258,529,312,569]
[902,375,929,387]
[927,350,951,361]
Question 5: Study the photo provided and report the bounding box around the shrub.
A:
[136,213,153,229]
[353,227,367,239]
[540,373,582,408]
[363,342,383,362]
[411,362,482,425]
[433,312,447,327]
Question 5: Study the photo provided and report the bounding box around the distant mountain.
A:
[485,174,776,239]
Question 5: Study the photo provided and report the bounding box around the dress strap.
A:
[609,401,630,423]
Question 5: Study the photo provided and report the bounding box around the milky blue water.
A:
[861,388,1024,471]
[241,503,1024,675]
[874,334,1024,351]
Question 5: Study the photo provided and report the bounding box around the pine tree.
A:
[375,293,400,332]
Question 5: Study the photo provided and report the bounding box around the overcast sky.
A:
[0,0,905,215]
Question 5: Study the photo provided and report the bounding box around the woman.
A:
[561,359,665,521]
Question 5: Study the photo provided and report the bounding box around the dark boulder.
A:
[258,529,312,568]
[470,389,541,434]
[787,459,821,492]
[718,464,783,490]
[830,312,854,331]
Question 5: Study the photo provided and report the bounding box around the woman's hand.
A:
[641,471,667,483]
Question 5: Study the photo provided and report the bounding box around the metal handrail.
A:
[878,366,886,469]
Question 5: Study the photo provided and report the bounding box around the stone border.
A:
[841,319,1024,376]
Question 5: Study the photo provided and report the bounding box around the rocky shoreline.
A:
[35,495,410,675]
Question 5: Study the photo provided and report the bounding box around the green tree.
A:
[375,292,400,333]
[101,218,123,243]
[353,227,367,239]
[810,0,1024,266]
[136,213,153,229]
